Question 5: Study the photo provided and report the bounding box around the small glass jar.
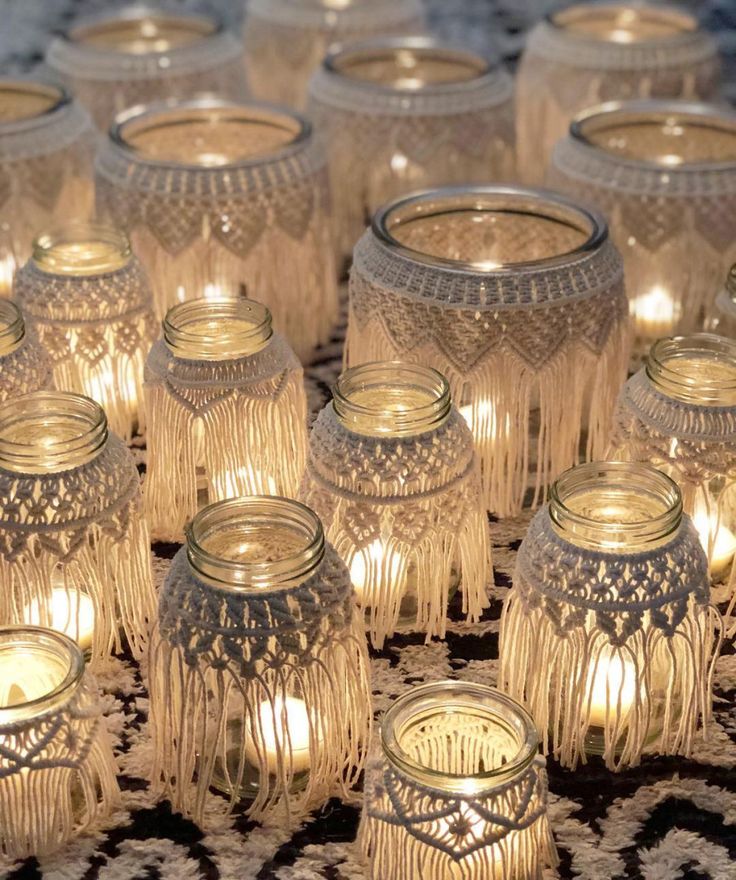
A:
[148,496,370,821]
[0,392,155,666]
[144,297,308,541]
[0,626,119,858]
[243,0,426,110]
[95,98,338,361]
[360,681,556,880]
[46,6,249,131]
[516,3,719,183]
[307,37,515,262]
[707,263,736,337]
[299,362,491,648]
[0,299,52,402]
[499,461,720,770]
[0,78,95,297]
[549,101,736,352]
[13,223,158,442]
[347,185,630,517]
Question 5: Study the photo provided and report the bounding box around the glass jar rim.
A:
[0,78,71,130]
[548,3,698,43]
[163,297,273,361]
[0,299,25,354]
[646,333,736,405]
[371,185,608,273]
[32,222,133,276]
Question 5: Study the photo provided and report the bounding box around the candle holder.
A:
[0,300,52,402]
[0,78,95,297]
[347,186,630,517]
[499,461,721,771]
[708,264,736,338]
[95,98,338,361]
[0,626,119,858]
[360,681,556,880]
[516,3,719,183]
[0,392,155,666]
[307,37,515,262]
[13,223,157,442]
[144,297,308,542]
[46,6,248,130]
[549,100,736,351]
[243,0,425,110]
[148,496,370,821]
[299,362,490,648]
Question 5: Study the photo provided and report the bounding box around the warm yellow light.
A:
[586,648,637,727]
[350,539,401,605]
[24,588,95,652]
[692,506,736,581]
[632,285,679,337]
[244,696,319,775]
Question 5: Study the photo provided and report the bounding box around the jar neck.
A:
[163,298,273,360]
[549,462,682,552]
[0,392,108,474]
[0,300,25,355]
[333,361,451,437]
[185,496,325,591]
[646,334,736,406]
[32,223,132,276]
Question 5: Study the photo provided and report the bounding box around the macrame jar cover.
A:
[13,224,158,442]
[0,627,119,859]
[360,682,556,880]
[243,0,425,110]
[516,3,719,183]
[0,392,155,667]
[499,462,721,771]
[0,79,95,297]
[45,7,248,130]
[299,362,491,649]
[148,496,371,822]
[346,186,630,517]
[95,99,338,361]
[307,38,515,261]
[707,264,736,337]
[0,299,52,402]
[144,297,308,542]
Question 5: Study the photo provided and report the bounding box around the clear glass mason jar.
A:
[243,0,426,110]
[500,461,719,770]
[13,222,157,441]
[144,296,308,542]
[0,299,52,402]
[148,495,370,821]
[360,681,556,880]
[707,263,736,338]
[95,98,338,361]
[307,37,515,263]
[0,78,95,297]
[516,3,719,183]
[46,6,249,131]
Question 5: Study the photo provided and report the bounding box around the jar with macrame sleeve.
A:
[516,3,719,183]
[13,223,158,442]
[144,297,308,542]
[148,496,370,822]
[707,264,736,338]
[45,7,248,131]
[243,0,426,110]
[0,392,155,667]
[0,627,119,858]
[95,99,337,361]
[307,37,515,262]
[299,362,491,649]
[346,186,630,518]
[360,682,556,880]
[499,461,720,771]
[0,300,52,402]
[0,79,95,297]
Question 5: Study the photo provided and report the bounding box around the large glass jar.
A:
[516,3,719,183]
[148,496,370,822]
[499,461,719,770]
[95,98,338,361]
[0,299,52,402]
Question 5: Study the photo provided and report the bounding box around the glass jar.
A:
[148,495,370,821]
[0,392,155,666]
[307,37,515,263]
[516,3,719,183]
[360,681,556,880]
[13,223,157,441]
[0,299,52,401]
[707,263,736,337]
[144,296,308,541]
[347,185,630,517]
[0,78,95,296]
[299,361,490,648]
[243,0,425,110]
[46,7,249,131]
[0,626,119,858]
[95,98,338,361]
[499,461,719,770]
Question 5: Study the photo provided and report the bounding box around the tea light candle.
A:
[349,539,402,606]
[693,508,736,582]
[586,649,637,728]
[245,697,320,775]
[24,572,95,653]
[632,285,680,340]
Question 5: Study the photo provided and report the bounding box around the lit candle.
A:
[24,570,95,652]
[586,649,637,727]
[0,251,15,297]
[244,696,320,775]
[693,507,736,582]
[349,539,401,606]
[632,285,679,339]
